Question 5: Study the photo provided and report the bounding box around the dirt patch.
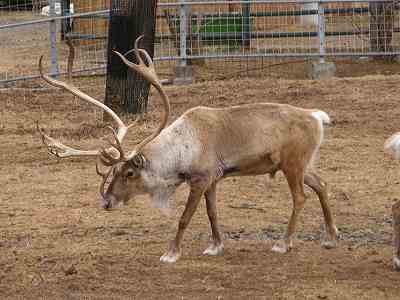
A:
[1,71,400,299]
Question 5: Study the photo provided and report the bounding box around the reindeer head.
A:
[95,126,150,209]
[37,36,170,210]
[96,37,172,209]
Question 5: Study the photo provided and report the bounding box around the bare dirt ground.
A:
[1,65,400,299]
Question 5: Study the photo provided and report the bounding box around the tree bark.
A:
[104,0,158,118]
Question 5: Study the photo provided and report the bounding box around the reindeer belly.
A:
[221,151,280,178]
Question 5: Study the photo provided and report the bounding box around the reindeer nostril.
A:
[104,201,111,210]
[101,194,116,210]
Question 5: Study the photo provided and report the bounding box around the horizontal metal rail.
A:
[156,51,399,61]
[65,33,107,40]
[0,66,106,85]
[178,7,373,18]
[0,9,109,30]
[68,27,388,42]
[0,57,166,84]
[157,0,394,5]
[155,27,399,41]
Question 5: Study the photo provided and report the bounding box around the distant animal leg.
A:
[393,200,400,270]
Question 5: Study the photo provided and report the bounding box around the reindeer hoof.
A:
[321,239,337,249]
[393,257,400,271]
[160,251,181,263]
[272,240,292,253]
[203,243,224,256]
[321,225,338,249]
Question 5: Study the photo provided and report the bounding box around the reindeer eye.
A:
[126,170,134,177]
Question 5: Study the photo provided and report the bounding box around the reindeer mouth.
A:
[101,194,115,210]
[101,194,125,210]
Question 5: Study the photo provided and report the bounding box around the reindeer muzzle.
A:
[101,194,116,210]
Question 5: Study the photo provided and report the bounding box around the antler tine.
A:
[105,126,125,156]
[98,126,128,166]
[123,35,145,65]
[98,115,140,165]
[96,161,112,200]
[96,160,109,178]
[137,48,154,68]
[112,41,160,87]
[99,147,118,166]
[36,121,99,157]
[132,35,145,66]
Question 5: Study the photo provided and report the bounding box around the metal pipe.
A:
[179,0,188,67]
[157,0,393,6]
[49,0,59,76]
[155,51,400,60]
[0,66,106,85]
[0,10,110,30]
[318,2,326,63]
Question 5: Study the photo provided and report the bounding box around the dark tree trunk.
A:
[105,0,158,117]
[61,0,72,41]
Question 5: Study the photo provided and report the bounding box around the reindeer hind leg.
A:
[272,166,306,253]
[304,172,338,249]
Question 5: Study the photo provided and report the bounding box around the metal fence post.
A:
[173,0,193,84]
[312,0,335,79]
[317,1,325,63]
[179,0,188,67]
[49,0,59,76]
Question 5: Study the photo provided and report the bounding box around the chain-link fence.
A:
[1,0,399,88]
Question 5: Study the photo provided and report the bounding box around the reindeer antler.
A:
[37,55,133,158]
[96,161,113,204]
[113,35,171,159]
[99,126,128,166]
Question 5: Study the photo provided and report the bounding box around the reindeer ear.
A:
[130,154,146,169]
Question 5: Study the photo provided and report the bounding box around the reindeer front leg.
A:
[160,174,210,263]
[203,182,224,256]
[393,200,400,270]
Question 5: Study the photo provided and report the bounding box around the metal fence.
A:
[1,0,399,87]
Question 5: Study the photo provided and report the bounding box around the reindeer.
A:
[38,36,338,263]
[384,133,400,270]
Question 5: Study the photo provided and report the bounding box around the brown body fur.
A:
[178,104,320,179]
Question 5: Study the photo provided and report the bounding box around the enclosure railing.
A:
[158,0,400,61]
[0,0,399,86]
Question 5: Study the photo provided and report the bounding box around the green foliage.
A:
[0,1,33,9]
[199,15,244,34]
